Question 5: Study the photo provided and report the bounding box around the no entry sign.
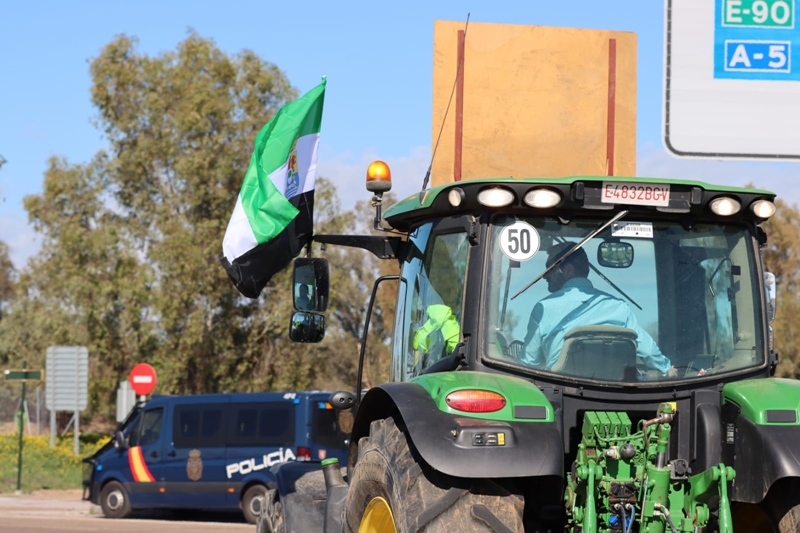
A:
[129,363,157,396]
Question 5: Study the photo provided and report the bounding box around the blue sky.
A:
[1,0,798,267]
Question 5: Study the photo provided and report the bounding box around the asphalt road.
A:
[0,490,254,533]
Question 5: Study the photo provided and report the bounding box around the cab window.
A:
[138,408,164,447]
[394,222,469,380]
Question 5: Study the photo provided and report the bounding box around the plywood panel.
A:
[432,21,637,186]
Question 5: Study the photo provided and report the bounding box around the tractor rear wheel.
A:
[344,416,524,533]
[733,480,800,532]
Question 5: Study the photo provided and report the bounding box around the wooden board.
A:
[432,20,637,186]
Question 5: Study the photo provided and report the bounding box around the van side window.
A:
[227,403,296,448]
[139,408,164,447]
[173,405,225,448]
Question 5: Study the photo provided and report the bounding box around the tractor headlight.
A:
[477,187,514,207]
[523,188,561,208]
[710,197,741,216]
[750,199,776,219]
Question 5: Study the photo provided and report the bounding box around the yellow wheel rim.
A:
[358,496,397,533]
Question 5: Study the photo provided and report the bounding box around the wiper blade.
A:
[510,210,629,300]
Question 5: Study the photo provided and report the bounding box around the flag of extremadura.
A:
[222,79,325,298]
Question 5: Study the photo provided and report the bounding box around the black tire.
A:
[344,416,525,533]
[733,480,800,532]
[257,488,285,533]
[242,484,268,525]
[99,480,132,519]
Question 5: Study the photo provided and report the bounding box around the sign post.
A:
[664,0,800,159]
[45,347,89,454]
[5,361,43,495]
[129,363,157,400]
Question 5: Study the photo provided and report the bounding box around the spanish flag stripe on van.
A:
[128,446,155,482]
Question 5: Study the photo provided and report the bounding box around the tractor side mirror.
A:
[289,312,326,343]
[292,258,329,312]
[597,241,634,268]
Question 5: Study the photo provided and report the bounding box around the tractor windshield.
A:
[485,215,766,383]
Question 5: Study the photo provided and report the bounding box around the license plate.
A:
[601,182,670,207]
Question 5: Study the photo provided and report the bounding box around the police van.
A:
[82,391,349,523]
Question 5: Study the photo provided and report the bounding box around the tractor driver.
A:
[296,285,313,311]
[522,242,678,378]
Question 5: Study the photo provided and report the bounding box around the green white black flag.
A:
[221,79,325,298]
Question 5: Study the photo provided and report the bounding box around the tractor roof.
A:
[383,176,775,232]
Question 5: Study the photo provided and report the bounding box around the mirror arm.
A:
[355,275,400,409]
[313,234,402,260]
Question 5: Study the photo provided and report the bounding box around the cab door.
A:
[126,407,167,507]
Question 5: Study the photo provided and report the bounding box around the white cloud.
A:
[317,145,431,210]
[0,209,41,270]
[638,143,800,206]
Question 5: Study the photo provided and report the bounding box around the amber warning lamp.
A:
[366,160,392,193]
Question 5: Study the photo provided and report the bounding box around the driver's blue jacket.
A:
[523,278,672,374]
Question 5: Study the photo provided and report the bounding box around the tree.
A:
[0,241,13,320]
[1,33,400,418]
[761,198,800,378]
[1,33,308,415]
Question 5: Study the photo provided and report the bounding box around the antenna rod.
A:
[420,14,470,202]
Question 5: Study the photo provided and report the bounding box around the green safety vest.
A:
[413,304,460,355]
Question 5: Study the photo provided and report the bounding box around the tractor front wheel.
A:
[344,416,524,533]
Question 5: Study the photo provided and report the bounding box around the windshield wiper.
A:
[510,210,629,300]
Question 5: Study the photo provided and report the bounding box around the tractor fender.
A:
[723,378,800,503]
[349,381,564,480]
[728,415,800,503]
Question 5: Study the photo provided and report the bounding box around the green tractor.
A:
[261,169,800,533]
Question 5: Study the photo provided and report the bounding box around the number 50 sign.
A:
[500,222,540,262]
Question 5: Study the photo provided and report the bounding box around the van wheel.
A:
[257,489,285,533]
[344,416,525,533]
[243,484,268,525]
[100,480,132,519]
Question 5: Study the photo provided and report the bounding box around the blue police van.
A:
[82,391,349,523]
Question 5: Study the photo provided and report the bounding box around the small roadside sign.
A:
[129,363,157,396]
[4,369,42,381]
[6,361,41,493]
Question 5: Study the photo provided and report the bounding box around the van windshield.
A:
[485,215,766,383]
[312,404,349,449]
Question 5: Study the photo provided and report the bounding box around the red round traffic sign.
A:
[129,363,157,396]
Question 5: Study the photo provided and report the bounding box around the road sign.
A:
[116,381,137,423]
[45,346,88,411]
[4,369,42,381]
[664,0,800,159]
[129,363,157,396]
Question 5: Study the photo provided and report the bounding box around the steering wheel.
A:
[672,360,708,378]
[495,333,524,360]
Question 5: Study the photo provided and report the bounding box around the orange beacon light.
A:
[366,161,392,193]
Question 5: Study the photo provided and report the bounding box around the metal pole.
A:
[74,350,79,455]
[50,407,55,449]
[16,361,27,494]
[36,386,41,436]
